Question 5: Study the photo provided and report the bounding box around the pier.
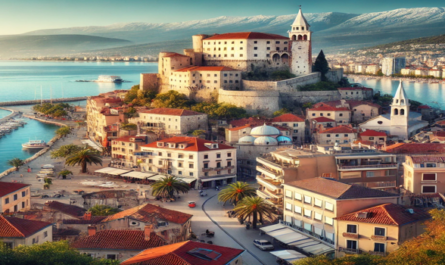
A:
[0,107,21,125]
[0,96,88,106]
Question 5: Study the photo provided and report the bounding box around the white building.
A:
[381,57,406,76]
[359,81,428,140]
[138,137,236,188]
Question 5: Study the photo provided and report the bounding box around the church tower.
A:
[390,81,410,140]
[289,6,312,76]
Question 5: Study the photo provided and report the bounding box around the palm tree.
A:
[55,126,71,138]
[151,175,190,199]
[50,144,82,159]
[65,149,102,173]
[8,158,24,171]
[218,181,256,205]
[233,196,275,229]
[58,169,73,179]
[89,205,120,216]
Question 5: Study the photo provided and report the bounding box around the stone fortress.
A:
[140,7,344,115]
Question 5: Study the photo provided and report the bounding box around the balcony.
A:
[338,247,361,254]
[257,176,282,191]
[257,156,298,169]
[337,163,398,170]
[202,167,214,172]
[342,232,359,239]
[256,165,281,179]
[371,235,387,241]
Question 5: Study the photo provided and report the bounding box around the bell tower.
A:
[289,6,312,76]
[390,80,410,139]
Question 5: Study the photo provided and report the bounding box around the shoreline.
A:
[346,74,445,84]
[2,59,157,64]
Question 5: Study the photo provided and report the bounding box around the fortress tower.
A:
[289,6,312,75]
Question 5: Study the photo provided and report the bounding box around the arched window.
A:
[281,54,289,64]
[302,27,305,30]
[272,54,280,62]
[292,35,296,41]
[303,35,308,40]
[401,109,405,115]
[401,99,405,104]
[298,35,303,41]
[394,108,398,115]
[396,99,399,104]
[296,27,299,30]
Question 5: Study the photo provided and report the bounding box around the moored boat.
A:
[22,140,47,149]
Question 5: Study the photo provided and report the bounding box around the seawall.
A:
[0,97,88,106]
[0,107,21,124]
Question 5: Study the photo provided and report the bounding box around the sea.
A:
[0,61,444,172]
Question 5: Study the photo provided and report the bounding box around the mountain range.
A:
[3,7,445,58]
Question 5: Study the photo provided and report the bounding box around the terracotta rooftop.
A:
[44,201,86,218]
[0,215,52,238]
[312,117,335,122]
[336,203,430,226]
[138,108,205,116]
[360,130,387,137]
[385,143,445,154]
[285,177,399,200]
[410,155,445,163]
[271,113,305,123]
[142,137,235,152]
[121,240,244,265]
[0,182,29,197]
[71,230,165,250]
[101,203,192,224]
[175,66,238,72]
[63,216,107,225]
[319,125,356,134]
[204,32,288,40]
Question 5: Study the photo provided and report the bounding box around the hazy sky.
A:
[0,0,443,35]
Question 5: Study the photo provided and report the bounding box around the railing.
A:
[256,165,280,178]
[338,247,361,254]
[368,251,387,257]
[338,163,397,170]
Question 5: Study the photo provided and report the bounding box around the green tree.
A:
[299,81,340,91]
[313,50,330,81]
[7,158,24,171]
[120,123,137,131]
[52,109,67,118]
[294,254,382,265]
[152,90,192,109]
[273,108,288,117]
[302,102,313,109]
[65,149,102,173]
[58,169,73,179]
[0,240,118,265]
[233,196,275,229]
[55,126,71,138]
[151,175,190,199]
[377,69,384,76]
[218,181,256,205]
[192,130,206,136]
[51,144,83,159]
[88,205,121,216]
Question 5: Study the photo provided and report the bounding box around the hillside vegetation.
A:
[369,34,445,49]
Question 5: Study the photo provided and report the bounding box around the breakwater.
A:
[0,97,88,106]
[0,107,21,124]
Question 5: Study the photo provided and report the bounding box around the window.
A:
[327,134,331,137]
[13,194,17,201]
[203,163,209,169]
[293,130,298,133]
[107,255,116,260]
[347,240,357,250]
[285,202,292,211]
[314,212,322,221]
[254,54,258,57]
[285,190,292,198]
[304,209,312,218]
[304,196,312,204]
[189,155,193,159]
[189,163,194,169]
[178,162,183,168]
[374,243,385,253]
[158,152,162,156]
[294,192,302,201]
[423,173,436,181]
[366,171,375,177]
[347,224,357,234]
[254,41,257,44]
[44,231,48,238]
[422,185,436,193]
[294,205,302,214]
[217,153,221,158]
[325,216,333,225]
[375,227,385,236]
[335,134,339,137]
[276,41,280,44]
[4,198,9,204]
[22,191,26,197]
[339,113,343,117]
[178,171,182,175]
[325,202,334,211]
[227,152,232,157]
[3,242,12,249]
[189,172,194,177]
[204,154,208,159]
[304,223,312,232]
[314,198,322,208]
[254,47,258,50]
[426,163,436,168]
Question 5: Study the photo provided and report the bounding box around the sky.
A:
[0,0,443,35]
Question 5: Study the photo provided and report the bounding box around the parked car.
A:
[253,239,274,251]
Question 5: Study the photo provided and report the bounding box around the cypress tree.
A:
[313,50,330,81]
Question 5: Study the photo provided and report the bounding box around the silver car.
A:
[253,239,274,251]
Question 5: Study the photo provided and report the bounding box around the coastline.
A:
[346,74,444,84]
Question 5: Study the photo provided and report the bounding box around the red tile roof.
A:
[0,182,29,197]
[360,130,387,137]
[71,230,165,250]
[162,53,189,58]
[286,177,398,200]
[138,108,205,116]
[204,32,288,40]
[227,124,252,131]
[121,241,244,265]
[175,66,238,72]
[0,215,52,238]
[44,201,86,218]
[312,117,335,122]
[308,105,349,111]
[101,203,192,224]
[410,156,445,163]
[320,125,356,134]
[63,216,107,225]
[336,203,430,226]
[385,143,445,154]
[142,137,235,152]
[271,113,305,122]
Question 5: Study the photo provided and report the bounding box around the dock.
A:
[0,97,88,106]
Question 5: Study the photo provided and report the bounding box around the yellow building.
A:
[403,155,445,194]
[0,182,31,214]
[111,136,149,168]
[336,203,430,257]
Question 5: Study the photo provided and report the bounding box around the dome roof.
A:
[238,136,255,144]
[277,136,292,143]
[254,136,278,146]
[250,124,280,137]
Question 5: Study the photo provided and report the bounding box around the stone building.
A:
[0,182,31,214]
[0,215,52,249]
[81,190,141,210]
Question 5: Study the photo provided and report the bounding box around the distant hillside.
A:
[369,34,445,49]
[0,35,131,59]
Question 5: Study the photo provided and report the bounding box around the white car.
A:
[253,239,274,251]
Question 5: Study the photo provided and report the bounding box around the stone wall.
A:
[218,89,280,115]
[140,73,159,92]
[283,91,341,105]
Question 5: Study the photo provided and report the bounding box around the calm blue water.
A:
[350,77,445,108]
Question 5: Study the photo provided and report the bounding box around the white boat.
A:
[22,140,47,149]
[97,75,123,83]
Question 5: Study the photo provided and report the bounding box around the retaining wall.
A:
[218,89,280,115]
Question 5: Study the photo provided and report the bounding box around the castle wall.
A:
[205,60,289,73]
[139,73,159,92]
[218,89,280,115]
[242,72,320,92]
[284,91,342,105]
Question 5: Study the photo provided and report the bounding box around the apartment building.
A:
[271,113,306,144]
[359,130,387,145]
[315,125,357,145]
[130,108,208,136]
[171,66,242,91]
[403,155,445,194]
[0,182,31,214]
[139,137,236,188]
[282,178,399,246]
[0,216,53,249]
[335,152,399,190]
[336,203,429,257]
[307,105,351,125]
[111,136,149,168]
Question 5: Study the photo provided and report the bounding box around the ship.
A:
[96,75,123,83]
[22,140,48,149]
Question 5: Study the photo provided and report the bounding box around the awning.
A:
[107,169,133,175]
[270,250,306,262]
[200,175,236,182]
[95,167,117,174]
[302,243,334,255]
[267,228,295,237]
[260,223,286,233]
[148,174,168,181]
[177,178,196,184]
[121,172,155,179]
[275,232,308,244]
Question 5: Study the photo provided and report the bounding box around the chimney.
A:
[144,224,154,241]
[88,225,97,236]
[84,211,92,221]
